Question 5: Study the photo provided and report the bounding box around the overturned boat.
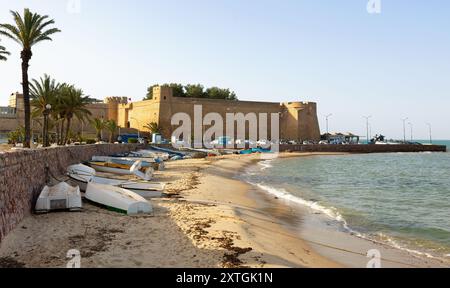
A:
[92,156,156,166]
[85,183,153,215]
[129,150,170,161]
[67,164,165,198]
[35,182,82,213]
[88,160,153,181]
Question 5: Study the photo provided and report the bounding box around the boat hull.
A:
[68,174,164,198]
[85,183,152,215]
[35,182,82,213]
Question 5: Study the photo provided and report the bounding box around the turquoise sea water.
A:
[243,142,450,260]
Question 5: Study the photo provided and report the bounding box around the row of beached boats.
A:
[34,148,185,216]
[34,146,273,215]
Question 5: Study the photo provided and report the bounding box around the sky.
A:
[0,0,449,139]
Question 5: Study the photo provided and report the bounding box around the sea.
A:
[0,133,7,144]
[242,140,450,261]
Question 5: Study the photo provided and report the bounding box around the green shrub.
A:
[128,138,138,144]
[86,139,96,145]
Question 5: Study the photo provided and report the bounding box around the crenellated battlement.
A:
[104,96,128,105]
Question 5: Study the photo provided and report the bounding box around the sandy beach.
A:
[0,152,447,268]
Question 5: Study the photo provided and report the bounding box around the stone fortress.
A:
[0,87,321,142]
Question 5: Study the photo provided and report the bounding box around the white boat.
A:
[130,150,170,161]
[68,163,96,176]
[92,156,156,165]
[89,160,153,181]
[35,182,82,213]
[93,178,165,198]
[85,183,153,215]
[186,148,221,156]
[67,164,165,198]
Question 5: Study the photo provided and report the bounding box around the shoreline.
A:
[236,153,450,268]
[0,152,448,268]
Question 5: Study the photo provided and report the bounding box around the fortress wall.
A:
[296,102,321,141]
[68,103,110,137]
[116,86,322,142]
[1,87,322,142]
[0,117,23,133]
[121,101,161,133]
[158,96,283,140]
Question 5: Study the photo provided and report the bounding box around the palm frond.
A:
[0,42,10,61]
[0,8,60,49]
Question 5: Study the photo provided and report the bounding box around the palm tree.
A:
[30,74,60,146]
[91,118,106,142]
[59,85,92,144]
[30,74,60,114]
[145,122,162,134]
[145,122,162,141]
[0,9,61,148]
[0,40,10,61]
[105,120,118,143]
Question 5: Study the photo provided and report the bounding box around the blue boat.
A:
[239,147,272,155]
[150,146,186,157]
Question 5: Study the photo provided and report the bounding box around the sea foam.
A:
[252,182,446,260]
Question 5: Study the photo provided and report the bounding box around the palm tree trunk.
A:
[65,118,72,145]
[59,118,65,145]
[21,49,32,148]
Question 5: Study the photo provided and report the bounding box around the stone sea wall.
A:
[279,144,447,153]
[0,144,143,242]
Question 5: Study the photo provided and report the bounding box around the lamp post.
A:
[408,122,413,142]
[325,114,332,142]
[402,118,409,143]
[426,123,432,144]
[43,104,52,147]
[363,115,372,144]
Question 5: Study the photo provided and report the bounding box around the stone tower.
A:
[104,97,128,124]
[281,102,320,141]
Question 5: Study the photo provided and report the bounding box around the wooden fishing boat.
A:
[87,161,153,180]
[92,156,156,166]
[85,183,152,215]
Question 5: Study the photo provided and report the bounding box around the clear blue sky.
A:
[1,0,449,139]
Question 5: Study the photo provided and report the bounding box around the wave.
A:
[246,179,446,260]
[258,160,274,170]
[250,182,358,233]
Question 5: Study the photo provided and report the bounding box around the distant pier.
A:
[279,144,447,153]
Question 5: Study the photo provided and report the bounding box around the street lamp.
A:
[43,104,52,147]
[325,114,332,141]
[402,118,409,143]
[408,122,413,142]
[363,115,372,144]
[426,123,433,144]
